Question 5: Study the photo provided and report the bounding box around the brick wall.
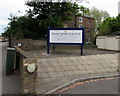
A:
[64,15,75,28]
[64,16,95,42]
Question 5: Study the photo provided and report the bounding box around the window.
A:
[88,19,90,24]
[79,24,82,28]
[79,17,83,23]
[87,28,90,32]
[86,37,90,42]
[87,33,89,36]
[64,24,67,28]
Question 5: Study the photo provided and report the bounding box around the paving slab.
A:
[35,53,119,94]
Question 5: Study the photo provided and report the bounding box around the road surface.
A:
[62,77,119,94]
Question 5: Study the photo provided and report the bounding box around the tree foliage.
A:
[2,15,41,39]
[90,7,110,24]
[79,5,90,16]
[3,2,113,39]
[98,14,120,36]
[89,7,110,35]
[3,2,81,39]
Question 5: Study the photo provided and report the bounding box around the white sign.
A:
[50,30,83,43]
[18,43,22,47]
[27,64,36,73]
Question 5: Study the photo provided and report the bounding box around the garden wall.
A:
[11,38,97,51]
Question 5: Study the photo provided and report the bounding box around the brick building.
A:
[64,16,95,43]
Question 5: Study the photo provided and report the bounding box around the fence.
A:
[96,36,120,51]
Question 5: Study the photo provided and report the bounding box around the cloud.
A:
[80,0,119,17]
[0,0,27,16]
[0,0,119,34]
[0,20,9,33]
[0,0,27,33]
[0,20,9,26]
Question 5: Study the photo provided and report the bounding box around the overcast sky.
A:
[0,0,120,34]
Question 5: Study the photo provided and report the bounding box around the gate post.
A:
[6,48,16,75]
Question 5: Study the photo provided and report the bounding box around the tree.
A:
[98,17,111,36]
[98,14,120,36]
[3,2,81,39]
[2,15,39,39]
[25,2,81,38]
[26,2,80,21]
[89,7,110,35]
[90,7,110,24]
[79,6,90,16]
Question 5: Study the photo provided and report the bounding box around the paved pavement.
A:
[61,77,119,94]
[11,44,119,94]
[1,42,22,94]
[36,53,119,94]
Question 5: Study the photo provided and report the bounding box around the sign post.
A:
[81,45,83,55]
[47,28,84,55]
[47,44,50,54]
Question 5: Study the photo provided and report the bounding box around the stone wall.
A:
[11,38,46,47]
[15,46,37,94]
[22,59,37,94]
[11,38,97,51]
